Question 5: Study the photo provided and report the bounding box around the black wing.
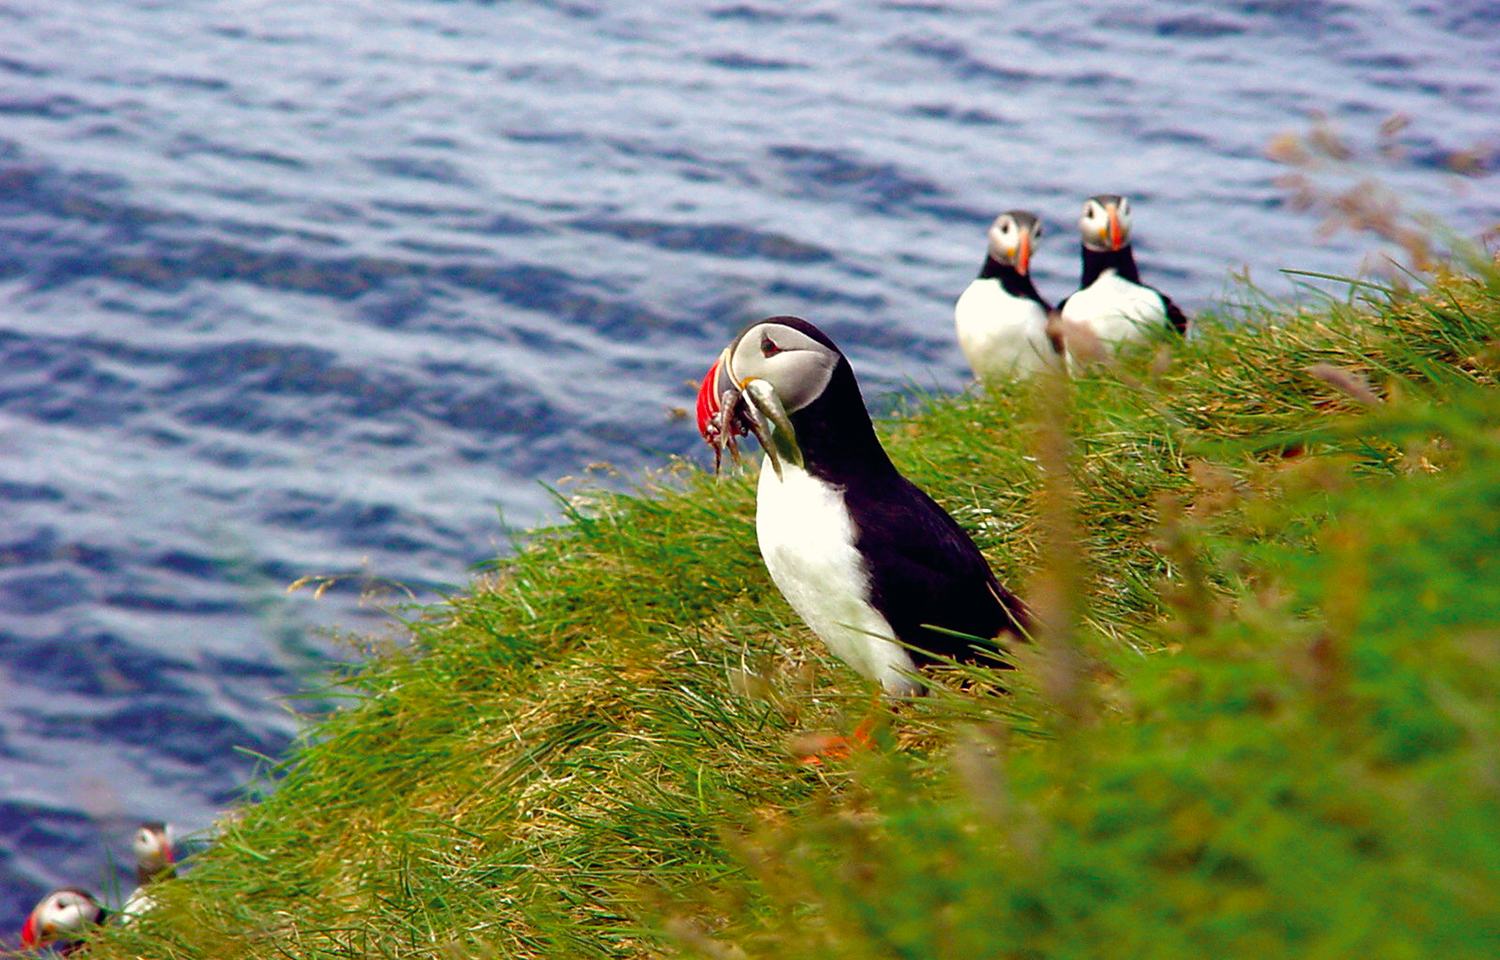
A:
[845,474,1027,667]
[1159,290,1189,335]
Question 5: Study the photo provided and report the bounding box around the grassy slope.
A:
[91,268,1500,959]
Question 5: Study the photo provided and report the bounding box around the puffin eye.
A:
[760,335,782,357]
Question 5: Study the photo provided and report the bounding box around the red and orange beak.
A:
[697,345,748,444]
[697,346,752,472]
[1105,204,1123,250]
[1015,229,1032,275]
[694,339,801,479]
[20,911,40,949]
[695,357,725,440]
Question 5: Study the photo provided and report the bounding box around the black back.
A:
[1161,293,1189,334]
[790,358,1028,663]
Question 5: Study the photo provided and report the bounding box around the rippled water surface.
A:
[2,0,1496,932]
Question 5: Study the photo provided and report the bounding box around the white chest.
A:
[1061,269,1167,346]
[755,458,920,695]
[954,279,1057,380]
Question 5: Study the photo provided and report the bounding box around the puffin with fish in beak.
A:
[697,316,1028,697]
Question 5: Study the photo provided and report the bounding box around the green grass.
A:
[88,265,1500,959]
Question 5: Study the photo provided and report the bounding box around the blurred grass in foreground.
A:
[86,261,1500,960]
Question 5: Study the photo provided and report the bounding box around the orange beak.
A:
[1015,230,1031,275]
[1106,206,1123,250]
[20,912,39,948]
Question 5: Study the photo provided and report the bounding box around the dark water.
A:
[2,0,1496,935]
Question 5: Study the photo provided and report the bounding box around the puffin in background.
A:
[954,210,1062,381]
[120,821,175,921]
[697,316,1028,697]
[20,888,106,955]
[1057,194,1188,355]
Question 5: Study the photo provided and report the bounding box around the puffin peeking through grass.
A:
[697,316,1028,698]
[17,822,174,952]
[20,888,105,955]
[121,821,175,921]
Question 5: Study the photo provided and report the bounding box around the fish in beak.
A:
[696,345,800,479]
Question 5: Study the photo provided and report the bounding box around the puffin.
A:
[696,316,1028,697]
[954,210,1062,380]
[120,821,175,921]
[1057,194,1188,353]
[20,888,105,954]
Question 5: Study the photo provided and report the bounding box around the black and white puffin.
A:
[696,316,1028,696]
[954,210,1062,380]
[20,888,105,954]
[1058,194,1187,352]
[120,821,175,921]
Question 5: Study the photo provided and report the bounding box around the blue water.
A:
[1,0,1496,936]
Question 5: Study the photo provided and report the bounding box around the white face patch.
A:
[986,211,1042,268]
[134,824,172,868]
[987,214,1019,262]
[1079,195,1132,251]
[35,890,99,939]
[726,322,838,417]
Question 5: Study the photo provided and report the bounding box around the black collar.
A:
[978,256,1052,309]
[1080,245,1141,287]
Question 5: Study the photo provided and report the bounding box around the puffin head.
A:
[986,210,1043,274]
[133,821,175,883]
[20,888,104,949]
[1079,194,1131,252]
[695,316,842,477]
